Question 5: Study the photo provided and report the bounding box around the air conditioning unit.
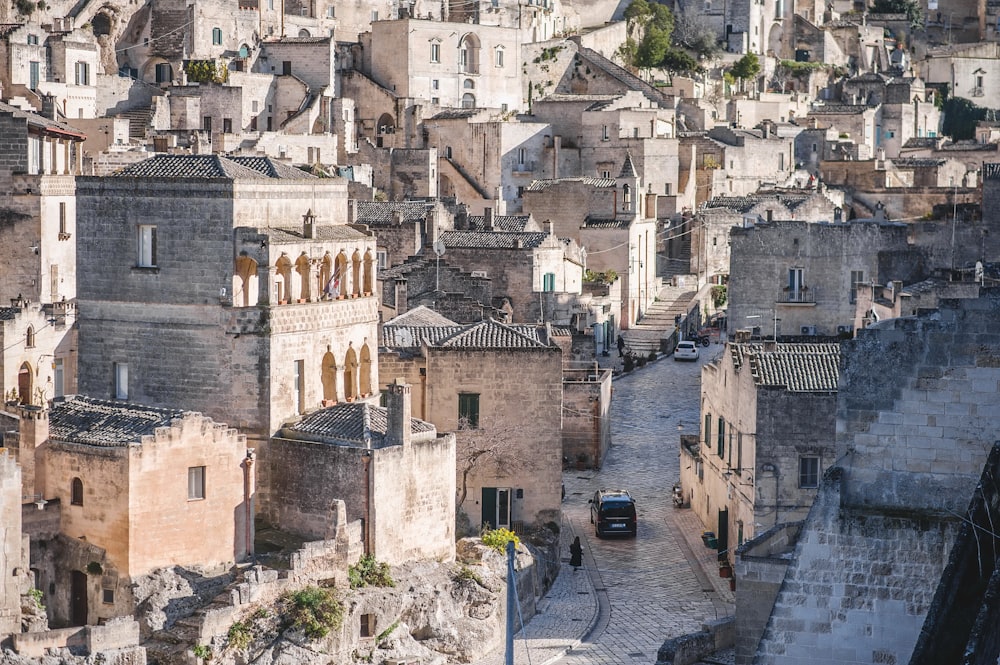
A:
[800,325,816,336]
[471,270,488,278]
[837,325,853,335]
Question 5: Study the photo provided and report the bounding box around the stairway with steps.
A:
[621,281,699,356]
[114,105,152,140]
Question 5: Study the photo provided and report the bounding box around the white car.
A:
[674,340,700,361]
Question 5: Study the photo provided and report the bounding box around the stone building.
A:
[74,155,379,509]
[267,380,456,565]
[680,342,839,559]
[353,199,454,269]
[852,276,982,331]
[747,291,1000,665]
[522,155,659,328]
[806,104,879,160]
[0,450,26,636]
[726,217,923,338]
[1,301,76,407]
[17,396,251,627]
[379,316,563,532]
[920,42,1000,110]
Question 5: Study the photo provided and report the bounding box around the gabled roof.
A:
[280,402,435,448]
[808,104,871,115]
[0,101,86,141]
[436,319,550,349]
[48,395,186,447]
[382,325,462,349]
[439,230,547,249]
[229,156,316,179]
[0,308,18,321]
[354,201,431,225]
[467,215,534,232]
[891,158,946,168]
[703,191,813,214]
[731,343,840,392]
[584,218,631,229]
[385,305,458,327]
[111,154,270,179]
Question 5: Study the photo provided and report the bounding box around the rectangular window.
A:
[543,272,555,292]
[518,147,525,164]
[59,202,67,235]
[29,61,40,90]
[788,267,804,301]
[430,43,440,63]
[113,362,128,400]
[50,264,59,300]
[282,61,292,75]
[53,358,64,398]
[717,417,725,458]
[27,34,38,45]
[377,250,388,270]
[458,393,480,429]
[432,78,439,90]
[431,97,439,105]
[212,27,222,45]
[74,61,89,85]
[188,466,206,500]
[137,225,157,267]
[495,48,504,67]
[371,10,378,21]
[360,614,376,638]
[294,359,305,414]
[602,125,609,141]
[737,432,743,471]
[326,6,334,16]
[703,414,712,446]
[203,116,212,132]
[223,118,232,133]
[799,456,819,488]
[102,588,114,604]
[850,270,864,304]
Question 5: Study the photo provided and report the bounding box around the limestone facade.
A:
[0,451,24,636]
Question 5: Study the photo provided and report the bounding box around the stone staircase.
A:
[114,105,152,140]
[621,281,699,357]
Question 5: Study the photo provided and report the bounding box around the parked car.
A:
[674,340,700,361]
[589,489,637,538]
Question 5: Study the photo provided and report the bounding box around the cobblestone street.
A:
[474,347,736,665]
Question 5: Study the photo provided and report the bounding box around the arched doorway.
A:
[275,254,292,303]
[359,343,372,396]
[234,253,258,306]
[344,345,358,400]
[295,252,311,301]
[17,362,32,405]
[459,33,481,74]
[376,113,394,147]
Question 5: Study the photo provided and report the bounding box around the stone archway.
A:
[344,344,359,400]
[17,362,32,405]
[359,343,372,396]
[321,349,337,403]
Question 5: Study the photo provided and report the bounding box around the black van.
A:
[589,489,637,538]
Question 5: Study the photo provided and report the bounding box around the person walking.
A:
[617,334,625,357]
[569,536,583,570]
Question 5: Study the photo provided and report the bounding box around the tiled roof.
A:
[619,153,637,178]
[431,108,482,120]
[703,191,812,214]
[0,308,18,321]
[266,36,330,43]
[267,225,369,243]
[436,319,549,349]
[584,218,631,229]
[439,230,547,249]
[48,395,186,447]
[540,93,619,103]
[940,140,998,152]
[731,343,840,392]
[467,215,532,232]
[0,101,86,140]
[384,305,458,327]
[382,325,463,349]
[808,104,870,115]
[229,156,316,179]
[354,201,431,225]
[111,155,269,179]
[525,177,616,192]
[902,137,938,148]
[900,277,946,296]
[280,402,434,448]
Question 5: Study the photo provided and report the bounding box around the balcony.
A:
[776,286,817,304]
[512,161,535,174]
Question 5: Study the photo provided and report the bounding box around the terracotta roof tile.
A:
[48,395,187,447]
[280,402,434,448]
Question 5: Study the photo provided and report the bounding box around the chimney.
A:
[40,95,58,121]
[385,378,412,447]
[303,209,316,239]
[484,207,493,231]
[546,220,554,236]
[552,135,561,179]
[347,199,355,225]
[392,210,402,226]
[425,208,440,245]
[874,201,886,222]
[761,121,770,139]
[16,404,49,499]
[645,190,658,220]
[394,277,407,314]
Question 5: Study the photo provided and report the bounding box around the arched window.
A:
[234,253,258,307]
[71,478,83,506]
[351,250,362,297]
[359,343,372,396]
[275,254,292,303]
[459,33,480,74]
[297,28,310,37]
[321,349,337,403]
[464,79,475,89]
[25,325,35,348]
[462,93,476,109]
[319,252,333,299]
[363,250,374,295]
[334,251,348,297]
[344,344,358,400]
[295,252,311,301]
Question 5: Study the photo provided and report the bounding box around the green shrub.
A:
[192,644,212,660]
[86,561,103,575]
[376,620,400,646]
[285,586,344,639]
[453,565,485,587]
[481,526,520,553]
[348,555,395,589]
[227,621,252,651]
[28,588,44,609]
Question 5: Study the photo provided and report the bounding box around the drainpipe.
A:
[362,450,372,555]
[243,449,255,561]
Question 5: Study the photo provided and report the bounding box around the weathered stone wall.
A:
[561,368,611,468]
[425,346,563,529]
[0,450,23,636]
[434,245,537,322]
[754,292,1000,665]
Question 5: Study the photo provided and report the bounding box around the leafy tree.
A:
[870,0,920,25]
[660,48,701,74]
[635,26,672,70]
[731,53,760,82]
[941,97,988,140]
[455,417,537,519]
[623,0,652,29]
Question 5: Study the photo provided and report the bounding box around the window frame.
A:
[71,477,84,506]
[113,362,128,400]
[430,42,441,63]
[458,393,480,429]
[188,466,206,500]
[212,27,222,45]
[137,224,157,268]
[799,456,820,488]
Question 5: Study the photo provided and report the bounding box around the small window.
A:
[252,100,259,113]
[543,272,555,292]
[102,588,114,604]
[113,362,128,399]
[188,466,206,500]
[495,47,504,67]
[360,614,376,638]
[431,97,439,105]
[71,477,83,506]
[704,414,712,446]
[377,250,388,270]
[27,34,38,45]
[602,125,609,141]
[74,61,90,85]
[850,270,865,304]
[458,393,480,429]
[25,325,35,348]
[212,27,222,45]
[203,116,212,132]
[371,10,378,21]
[432,79,439,90]
[59,202,67,235]
[717,417,725,457]
[137,225,157,267]
[430,42,440,63]
[326,6,334,17]
[799,456,819,488]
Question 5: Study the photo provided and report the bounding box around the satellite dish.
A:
[432,239,446,257]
